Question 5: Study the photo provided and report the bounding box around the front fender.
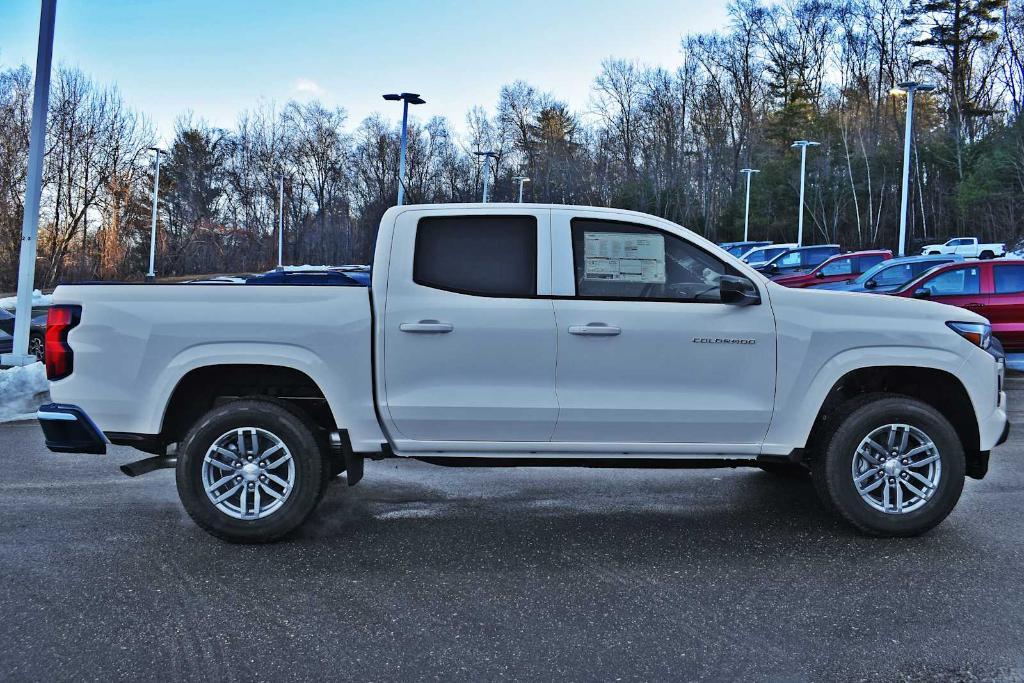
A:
[761,345,967,455]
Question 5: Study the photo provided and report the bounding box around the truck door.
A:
[379,209,558,445]
[547,210,776,451]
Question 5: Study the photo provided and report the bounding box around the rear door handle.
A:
[568,323,621,336]
[400,320,454,333]
[964,303,984,308]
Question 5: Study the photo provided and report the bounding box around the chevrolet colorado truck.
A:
[921,237,1006,259]
[37,204,1009,543]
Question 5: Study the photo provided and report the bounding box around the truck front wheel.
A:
[811,395,965,537]
[176,399,327,543]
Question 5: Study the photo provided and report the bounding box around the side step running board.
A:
[120,455,177,477]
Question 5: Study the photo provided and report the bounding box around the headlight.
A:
[946,321,991,350]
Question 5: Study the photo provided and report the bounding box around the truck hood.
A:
[766,281,988,327]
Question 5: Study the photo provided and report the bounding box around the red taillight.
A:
[45,305,81,381]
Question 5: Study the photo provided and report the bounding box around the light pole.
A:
[512,176,530,203]
[739,168,760,242]
[277,174,285,269]
[383,92,425,206]
[790,140,819,246]
[3,0,56,367]
[474,151,497,202]
[892,82,936,256]
[145,147,165,283]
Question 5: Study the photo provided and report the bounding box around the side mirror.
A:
[768,263,779,273]
[913,288,931,299]
[719,275,761,306]
[864,279,877,289]
[815,271,825,278]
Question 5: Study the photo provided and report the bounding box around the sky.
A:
[0,0,730,145]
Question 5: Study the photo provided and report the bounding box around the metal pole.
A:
[397,99,409,206]
[797,145,807,247]
[743,172,753,242]
[481,158,491,202]
[277,175,284,268]
[5,0,57,366]
[518,178,525,203]
[146,149,161,281]
[897,89,915,257]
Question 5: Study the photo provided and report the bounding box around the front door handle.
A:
[400,320,454,333]
[964,303,984,308]
[568,323,621,336]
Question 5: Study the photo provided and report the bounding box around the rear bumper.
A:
[37,403,108,454]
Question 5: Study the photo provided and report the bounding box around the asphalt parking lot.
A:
[2,386,1023,681]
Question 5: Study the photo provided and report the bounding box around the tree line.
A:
[1,0,1021,290]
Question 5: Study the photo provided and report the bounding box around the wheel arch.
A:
[159,363,334,445]
[801,366,983,477]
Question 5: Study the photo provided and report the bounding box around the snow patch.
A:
[0,362,49,422]
[0,289,52,310]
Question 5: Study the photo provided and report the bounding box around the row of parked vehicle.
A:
[719,238,1022,352]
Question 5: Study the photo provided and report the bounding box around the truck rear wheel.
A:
[980,250,995,260]
[175,399,327,543]
[811,395,965,537]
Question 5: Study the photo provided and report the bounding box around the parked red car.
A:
[892,259,1024,351]
[771,250,892,288]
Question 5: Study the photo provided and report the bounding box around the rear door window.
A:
[857,255,886,272]
[994,265,1024,294]
[414,216,537,297]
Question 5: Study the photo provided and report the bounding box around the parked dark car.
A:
[811,254,963,293]
[893,258,1024,351]
[0,308,48,362]
[754,244,841,278]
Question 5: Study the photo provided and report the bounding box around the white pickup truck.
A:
[920,237,1007,259]
[37,204,1008,543]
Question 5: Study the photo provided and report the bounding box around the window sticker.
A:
[583,232,666,283]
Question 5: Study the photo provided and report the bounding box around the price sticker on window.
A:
[582,232,666,283]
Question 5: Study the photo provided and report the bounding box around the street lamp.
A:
[474,151,498,202]
[891,82,936,256]
[145,147,166,283]
[3,0,56,367]
[382,92,425,206]
[512,176,530,203]
[739,168,760,242]
[790,140,820,246]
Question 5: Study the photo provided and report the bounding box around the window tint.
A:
[820,257,854,277]
[872,263,911,285]
[571,220,732,302]
[414,215,537,296]
[994,265,1024,294]
[858,255,886,272]
[776,251,802,268]
[921,266,981,296]
[804,247,837,266]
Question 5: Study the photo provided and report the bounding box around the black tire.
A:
[980,250,994,260]
[811,394,965,537]
[756,461,809,478]
[176,399,326,543]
